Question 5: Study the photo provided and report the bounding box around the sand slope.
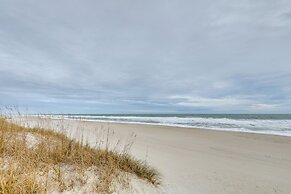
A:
[15,118,291,194]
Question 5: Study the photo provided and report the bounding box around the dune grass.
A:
[0,118,160,193]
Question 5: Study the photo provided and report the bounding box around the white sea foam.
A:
[43,115,291,137]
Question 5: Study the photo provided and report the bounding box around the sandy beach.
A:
[15,117,291,194]
[2,0,291,193]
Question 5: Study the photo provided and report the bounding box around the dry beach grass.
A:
[0,117,160,193]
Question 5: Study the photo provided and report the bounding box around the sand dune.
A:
[16,117,291,194]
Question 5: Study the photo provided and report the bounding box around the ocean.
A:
[52,114,291,137]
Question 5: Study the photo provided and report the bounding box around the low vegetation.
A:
[0,118,160,193]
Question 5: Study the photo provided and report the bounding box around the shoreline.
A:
[33,116,291,137]
[14,117,291,193]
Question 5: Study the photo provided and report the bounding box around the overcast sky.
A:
[0,0,291,114]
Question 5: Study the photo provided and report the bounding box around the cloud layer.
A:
[0,0,291,113]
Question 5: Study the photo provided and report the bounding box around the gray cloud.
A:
[0,0,291,113]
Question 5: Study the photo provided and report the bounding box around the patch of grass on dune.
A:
[0,118,160,193]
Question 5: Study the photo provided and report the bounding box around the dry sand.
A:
[14,117,291,194]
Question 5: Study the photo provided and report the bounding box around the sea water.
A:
[51,114,291,137]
